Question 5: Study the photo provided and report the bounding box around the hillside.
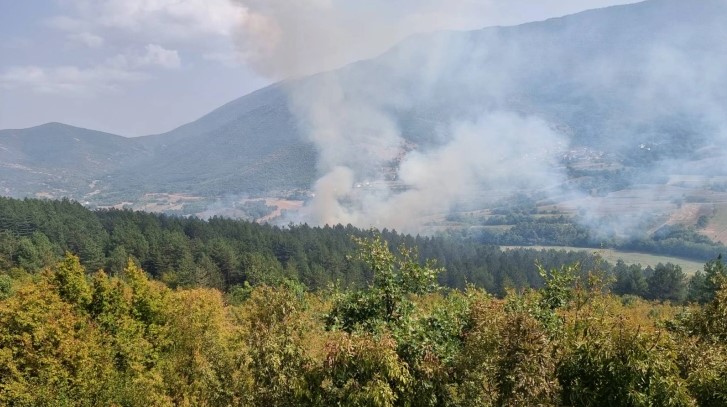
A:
[126,85,317,195]
[0,123,148,200]
[109,0,727,199]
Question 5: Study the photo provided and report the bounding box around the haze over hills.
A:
[130,85,316,195]
[2,0,726,231]
[0,123,148,200]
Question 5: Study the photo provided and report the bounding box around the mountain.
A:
[127,85,316,195]
[0,123,148,200]
[2,0,726,205]
[128,0,727,196]
[334,0,726,155]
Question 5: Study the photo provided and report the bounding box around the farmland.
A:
[502,245,707,275]
[701,203,727,245]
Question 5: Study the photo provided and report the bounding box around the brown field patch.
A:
[666,203,712,226]
[701,203,727,245]
[258,199,304,222]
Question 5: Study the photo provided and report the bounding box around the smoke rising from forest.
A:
[231,0,727,236]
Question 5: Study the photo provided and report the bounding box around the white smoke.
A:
[231,0,641,79]
[296,109,567,230]
[229,0,727,235]
[356,113,566,230]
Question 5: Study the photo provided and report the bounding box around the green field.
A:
[501,245,706,275]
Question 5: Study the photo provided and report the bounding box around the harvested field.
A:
[702,203,727,245]
[258,199,304,222]
[666,203,712,226]
[502,245,706,275]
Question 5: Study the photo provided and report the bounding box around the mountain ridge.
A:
[2,0,725,211]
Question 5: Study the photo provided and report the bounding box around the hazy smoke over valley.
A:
[231,0,727,235]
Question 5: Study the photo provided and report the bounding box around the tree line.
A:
[476,214,724,261]
[0,197,719,303]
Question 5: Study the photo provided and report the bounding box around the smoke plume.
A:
[231,0,727,236]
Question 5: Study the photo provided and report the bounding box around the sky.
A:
[0,0,641,137]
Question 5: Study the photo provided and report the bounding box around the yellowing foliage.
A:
[1,241,727,406]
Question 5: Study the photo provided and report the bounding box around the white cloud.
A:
[68,32,105,48]
[46,0,641,76]
[0,44,179,95]
[106,44,181,69]
[0,64,144,95]
[202,50,242,67]
[136,44,181,69]
[41,0,240,78]
[55,0,244,40]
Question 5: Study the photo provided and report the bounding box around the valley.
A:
[4,1,727,404]
[1,0,727,262]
